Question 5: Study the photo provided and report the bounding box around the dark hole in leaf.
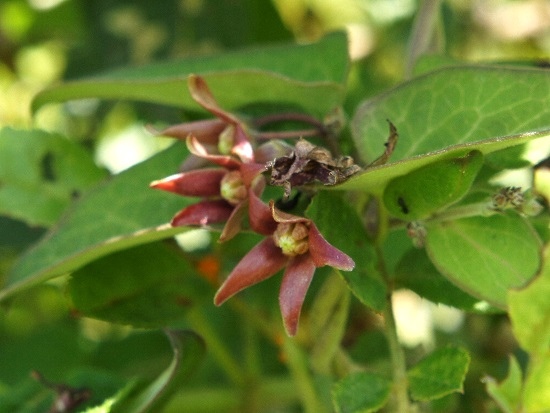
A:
[41,151,56,182]
[71,190,81,200]
[397,197,409,214]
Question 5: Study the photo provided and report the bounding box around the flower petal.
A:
[248,189,277,235]
[279,254,316,336]
[218,199,247,242]
[187,135,241,169]
[240,162,267,187]
[214,238,287,305]
[150,169,225,197]
[171,200,233,227]
[231,125,255,163]
[308,224,355,271]
[151,119,226,144]
[188,75,241,125]
[270,201,310,224]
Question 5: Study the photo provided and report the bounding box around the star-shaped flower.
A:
[151,75,254,169]
[214,190,355,336]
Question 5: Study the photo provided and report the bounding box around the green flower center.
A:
[273,222,309,256]
[218,125,235,155]
[220,170,247,206]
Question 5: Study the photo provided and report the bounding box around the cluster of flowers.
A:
[150,75,354,336]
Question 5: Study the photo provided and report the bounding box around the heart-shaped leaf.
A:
[352,66,550,164]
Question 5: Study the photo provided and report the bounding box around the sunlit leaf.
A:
[332,372,391,413]
[407,346,470,401]
[334,129,550,195]
[32,33,349,117]
[523,353,550,413]
[352,66,550,164]
[69,243,211,328]
[1,143,191,302]
[426,214,542,308]
[383,150,483,220]
[0,128,106,227]
[484,356,523,413]
[508,244,550,355]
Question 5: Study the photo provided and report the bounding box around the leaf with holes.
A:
[0,128,107,227]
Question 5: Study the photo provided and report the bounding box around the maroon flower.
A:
[151,74,254,168]
[150,156,265,241]
[214,190,355,336]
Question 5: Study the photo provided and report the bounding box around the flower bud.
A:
[273,222,310,256]
[220,170,247,205]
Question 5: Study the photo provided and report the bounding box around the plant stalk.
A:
[383,292,413,412]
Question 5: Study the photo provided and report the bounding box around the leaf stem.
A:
[405,0,443,77]
[283,336,330,413]
[383,291,413,412]
[186,308,246,386]
[376,246,414,412]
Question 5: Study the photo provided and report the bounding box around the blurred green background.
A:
[1,1,549,412]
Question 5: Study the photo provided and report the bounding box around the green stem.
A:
[162,376,300,413]
[383,292,413,412]
[186,308,246,386]
[376,246,413,412]
[283,337,330,413]
[389,201,495,231]
[405,0,443,78]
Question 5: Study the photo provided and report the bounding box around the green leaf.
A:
[32,32,349,117]
[1,143,191,302]
[332,372,391,413]
[508,244,550,355]
[0,128,106,227]
[111,330,205,413]
[352,66,550,164]
[306,191,386,311]
[335,129,550,195]
[426,214,542,308]
[484,356,523,413]
[407,346,470,401]
[383,150,483,220]
[68,243,211,328]
[523,353,550,413]
[394,248,484,312]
